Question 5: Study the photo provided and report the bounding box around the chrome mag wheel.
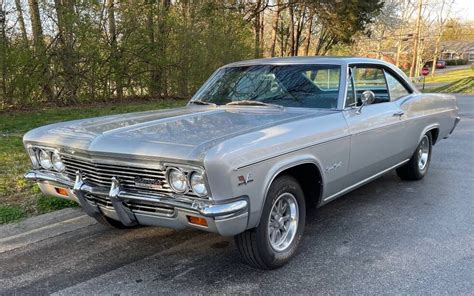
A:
[267,192,299,252]
[418,135,430,171]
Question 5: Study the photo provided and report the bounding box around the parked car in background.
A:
[436,60,447,69]
[424,60,447,69]
[24,57,460,269]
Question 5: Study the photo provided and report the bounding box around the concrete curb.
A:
[0,208,96,253]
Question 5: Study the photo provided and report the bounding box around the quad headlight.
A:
[190,171,208,197]
[51,152,66,172]
[27,147,66,172]
[38,149,53,170]
[166,166,209,197]
[167,168,188,193]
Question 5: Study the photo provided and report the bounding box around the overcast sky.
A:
[453,0,474,21]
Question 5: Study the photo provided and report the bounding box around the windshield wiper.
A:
[225,100,283,109]
[189,100,217,107]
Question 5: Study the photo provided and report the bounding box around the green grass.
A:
[425,68,474,84]
[0,99,187,224]
[428,77,474,94]
[0,206,26,224]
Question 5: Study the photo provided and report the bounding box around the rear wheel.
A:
[396,133,432,180]
[234,175,305,269]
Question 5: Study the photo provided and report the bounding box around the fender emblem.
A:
[325,161,342,172]
[238,173,254,186]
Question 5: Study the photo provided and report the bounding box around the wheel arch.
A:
[420,123,440,145]
[253,155,325,227]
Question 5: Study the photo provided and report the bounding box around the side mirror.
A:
[356,90,375,114]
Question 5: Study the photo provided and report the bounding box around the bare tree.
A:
[303,9,314,56]
[431,0,454,76]
[409,0,423,78]
[0,1,6,99]
[395,0,416,67]
[28,0,54,101]
[270,0,282,57]
[14,0,28,46]
[107,0,123,97]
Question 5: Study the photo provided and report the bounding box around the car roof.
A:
[223,56,389,67]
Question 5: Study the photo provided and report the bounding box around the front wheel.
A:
[396,133,432,180]
[234,175,306,269]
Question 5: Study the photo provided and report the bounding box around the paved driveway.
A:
[1,96,473,295]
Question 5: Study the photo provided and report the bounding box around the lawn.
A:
[0,99,187,224]
[425,67,474,84]
[430,77,474,94]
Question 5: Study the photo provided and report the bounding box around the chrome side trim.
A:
[323,159,410,202]
[235,134,349,170]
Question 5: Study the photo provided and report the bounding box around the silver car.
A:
[24,57,460,269]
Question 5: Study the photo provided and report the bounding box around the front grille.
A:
[61,154,173,195]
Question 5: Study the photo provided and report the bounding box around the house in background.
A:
[439,41,474,62]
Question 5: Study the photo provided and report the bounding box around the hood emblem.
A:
[134,177,164,190]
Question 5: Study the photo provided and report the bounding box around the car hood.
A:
[24,106,334,161]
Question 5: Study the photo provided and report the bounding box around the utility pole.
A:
[409,0,423,79]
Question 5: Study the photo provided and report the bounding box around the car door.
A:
[343,65,407,183]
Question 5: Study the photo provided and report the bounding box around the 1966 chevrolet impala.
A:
[24,57,460,269]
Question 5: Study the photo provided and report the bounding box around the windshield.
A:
[192,64,341,109]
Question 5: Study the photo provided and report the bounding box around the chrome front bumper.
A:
[25,171,249,236]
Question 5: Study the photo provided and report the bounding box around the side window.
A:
[304,68,340,91]
[384,71,410,101]
[352,67,390,105]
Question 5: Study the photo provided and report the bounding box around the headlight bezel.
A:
[189,171,208,197]
[27,145,66,173]
[166,167,188,194]
[165,164,210,198]
[38,149,53,170]
[51,151,66,172]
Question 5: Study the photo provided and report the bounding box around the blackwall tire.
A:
[234,175,306,269]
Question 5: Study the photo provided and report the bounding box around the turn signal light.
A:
[55,187,69,197]
[187,215,208,227]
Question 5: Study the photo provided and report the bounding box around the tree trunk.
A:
[395,36,402,67]
[260,6,265,56]
[15,0,29,46]
[54,0,78,103]
[254,0,262,58]
[0,7,7,100]
[289,3,295,56]
[409,0,423,78]
[107,0,123,98]
[304,12,313,56]
[148,0,170,97]
[376,30,384,59]
[270,0,281,57]
[28,0,54,101]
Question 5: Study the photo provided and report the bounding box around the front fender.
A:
[247,154,325,229]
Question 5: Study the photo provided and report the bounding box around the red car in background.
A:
[436,60,447,69]
[424,60,447,69]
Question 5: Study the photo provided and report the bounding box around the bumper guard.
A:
[25,170,249,234]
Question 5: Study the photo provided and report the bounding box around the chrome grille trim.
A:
[62,154,174,196]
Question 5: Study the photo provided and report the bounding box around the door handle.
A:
[393,111,405,117]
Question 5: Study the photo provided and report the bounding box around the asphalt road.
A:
[1,96,473,295]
